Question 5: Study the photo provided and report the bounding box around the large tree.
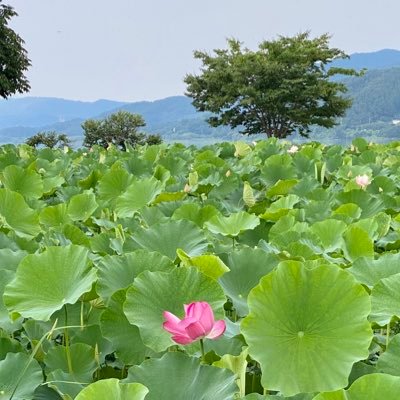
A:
[0,1,30,98]
[82,110,162,149]
[184,33,360,138]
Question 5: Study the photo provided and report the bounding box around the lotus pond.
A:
[1,137,400,399]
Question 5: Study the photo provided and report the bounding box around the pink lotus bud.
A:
[163,301,226,345]
[355,174,370,189]
[184,184,191,193]
[287,145,299,154]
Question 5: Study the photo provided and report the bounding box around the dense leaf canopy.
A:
[185,32,359,138]
[0,2,30,98]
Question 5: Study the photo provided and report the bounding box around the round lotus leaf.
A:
[4,245,97,321]
[0,352,43,399]
[376,334,400,376]
[44,343,97,381]
[312,373,400,400]
[370,273,400,326]
[126,352,237,400]
[124,267,226,352]
[100,290,151,365]
[343,225,374,262]
[0,188,41,239]
[2,164,44,199]
[205,211,260,237]
[115,177,164,218]
[241,262,372,396]
[67,192,98,221]
[348,253,400,288]
[131,220,208,260]
[74,379,148,400]
[96,250,175,301]
[97,167,133,204]
[219,248,279,316]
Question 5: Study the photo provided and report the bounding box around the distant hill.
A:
[0,49,400,145]
[0,97,127,129]
[331,49,400,71]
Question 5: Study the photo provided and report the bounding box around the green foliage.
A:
[0,2,30,98]
[0,140,400,397]
[25,131,70,149]
[185,32,359,138]
[82,110,162,149]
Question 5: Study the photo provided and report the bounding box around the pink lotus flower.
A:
[163,302,226,345]
[355,174,370,189]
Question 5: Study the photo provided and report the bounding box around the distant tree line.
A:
[25,111,163,149]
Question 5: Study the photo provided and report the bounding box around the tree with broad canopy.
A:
[0,1,30,99]
[184,32,361,138]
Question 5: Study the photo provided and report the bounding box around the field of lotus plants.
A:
[1,137,400,399]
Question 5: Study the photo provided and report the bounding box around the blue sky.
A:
[7,0,400,102]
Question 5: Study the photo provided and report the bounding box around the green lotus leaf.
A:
[4,245,96,321]
[32,385,63,400]
[63,224,91,247]
[70,324,113,364]
[347,361,376,387]
[96,250,175,301]
[260,154,297,186]
[75,379,148,400]
[0,352,43,400]
[131,220,208,260]
[241,262,372,396]
[336,190,384,218]
[0,337,23,360]
[343,225,374,262]
[46,369,85,399]
[370,273,400,325]
[100,290,152,365]
[67,192,98,221]
[153,191,186,203]
[126,352,238,400]
[309,219,347,252]
[260,194,300,221]
[213,348,248,398]
[124,267,226,352]
[0,248,27,271]
[348,253,400,287]
[115,177,164,218]
[44,343,97,381]
[0,269,21,332]
[39,203,71,227]
[312,373,400,400]
[205,211,260,237]
[97,167,133,204]
[42,175,66,195]
[376,334,400,376]
[219,248,279,316]
[332,203,361,223]
[0,188,41,238]
[266,179,299,197]
[171,203,220,227]
[2,164,44,199]
[178,250,229,280]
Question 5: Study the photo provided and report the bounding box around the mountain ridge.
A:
[1,49,400,144]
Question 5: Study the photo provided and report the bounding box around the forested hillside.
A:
[1,51,400,145]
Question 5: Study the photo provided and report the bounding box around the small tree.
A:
[0,2,31,98]
[26,131,70,148]
[185,32,360,138]
[82,111,162,149]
